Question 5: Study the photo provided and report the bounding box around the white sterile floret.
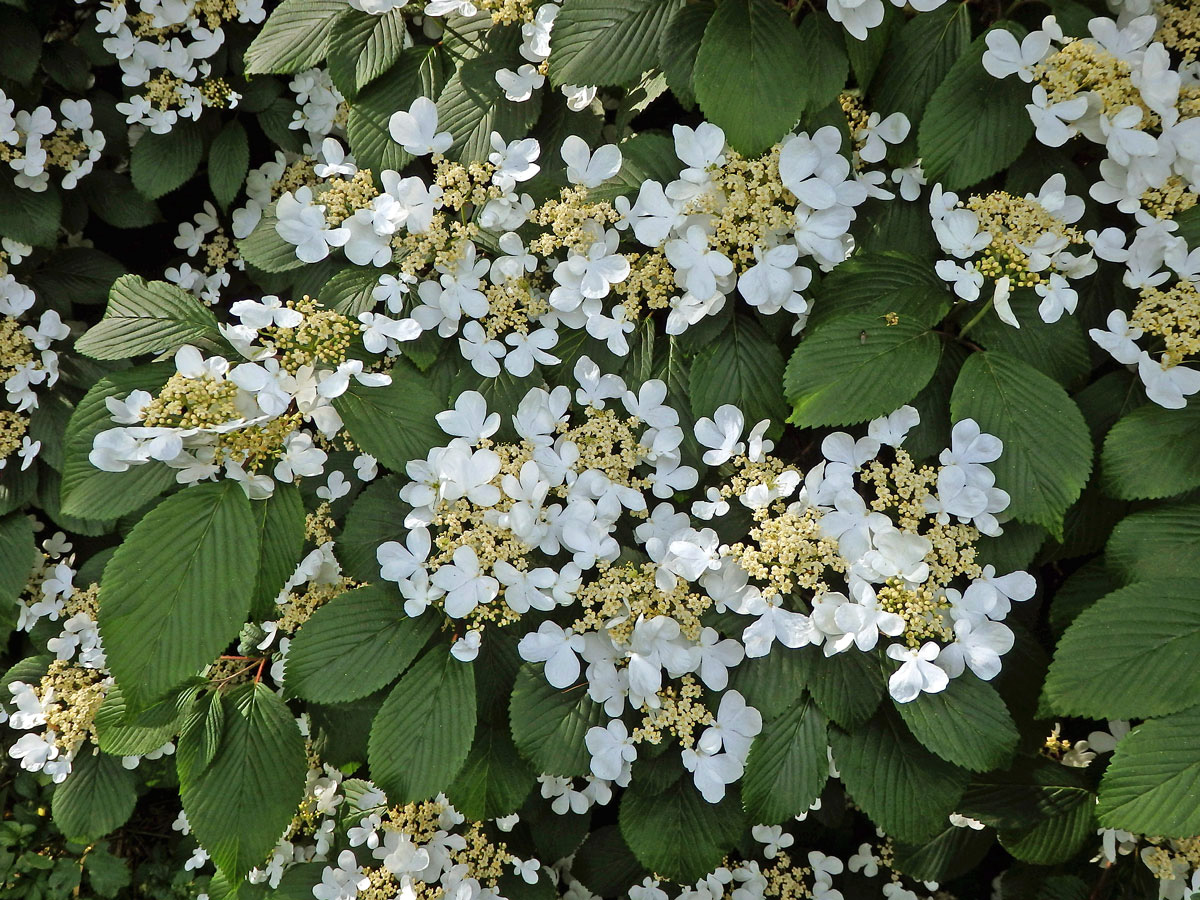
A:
[561,135,622,188]
[886,641,949,703]
[495,64,545,103]
[388,97,452,156]
[982,28,1053,82]
[585,719,637,784]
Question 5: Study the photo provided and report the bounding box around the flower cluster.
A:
[310,784,542,900]
[0,93,105,192]
[985,11,1200,406]
[268,106,912,380]
[0,242,69,473]
[87,294,400,498]
[81,0,264,133]
[929,174,1096,328]
[375,357,1030,803]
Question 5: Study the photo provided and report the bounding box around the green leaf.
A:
[794,13,850,117]
[244,0,347,74]
[177,690,226,787]
[82,170,161,229]
[961,760,1095,865]
[689,315,788,427]
[0,7,40,83]
[891,824,992,884]
[660,2,713,107]
[830,707,968,843]
[549,0,683,88]
[368,648,477,803]
[336,475,406,582]
[94,683,193,756]
[250,485,306,618]
[333,364,445,471]
[970,291,1090,387]
[806,649,883,729]
[0,512,36,613]
[1102,401,1200,500]
[99,481,259,711]
[346,47,434,175]
[238,209,306,274]
[725,648,806,720]
[895,674,1018,772]
[918,24,1033,189]
[51,752,137,840]
[130,121,204,200]
[447,725,536,820]
[181,684,308,879]
[209,121,251,209]
[619,779,746,884]
[1098,708,1200,837]
[741,696,828,824]
[323,265,385,317]
[949,351,1092,537]
[807,251,952,330]
[509,665,606,777]
[693,0,808,155]
[1106,500,1200,583]
[785,313,942,427]
[0,175,61,247]
[83,843,133,898]
[328,8,408,98]
[571,827,647,898]
[1044,579,1200,720]
[872,4,971,138]
[75,276,222,360]
[28,248,126,307]
[286,585,437,703]
[436,26,542,163]
[60,364,176,521]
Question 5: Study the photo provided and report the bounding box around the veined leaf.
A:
[180,684,308,880]
[285,585,437,704]
[99,481,259,711]
[1098,708,1200,837]
[368,647,477,803]
[75,276,222,360]
[950,351,1092,537]
[741,696,828,824]
[1045,579,1200,719]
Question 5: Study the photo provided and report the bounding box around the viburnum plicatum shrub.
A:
[6,1,1200,900]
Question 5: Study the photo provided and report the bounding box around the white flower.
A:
[436,391,500,444]
[561,135,622,188]
[886,642,949,703]
[937,616,1014,681]
[273,431,327,482]
[695,405,745,465]
[697,691,762,759]
[1137,352,1200,409]
[359,312,420,354]
[867,405,920,447]
[495,65,545,102]
[518,621,585,687]
[431,545,499,618]
[751,825,794,860]
[1026,86,1087,147]
[856,112,910,164]
[488,134,541,192]
[372,830,430,876]
[681,747,744,802]
[388,97,452,156]
[561,84,597,111]
[510,857,541,884]
[313,850,370,900]
[276,186,349,263]
[584,719,637,783]
[982,28,1051,82]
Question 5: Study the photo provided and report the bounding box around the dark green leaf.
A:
[286,584,437,703]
